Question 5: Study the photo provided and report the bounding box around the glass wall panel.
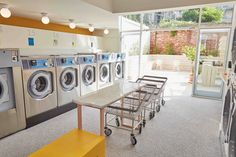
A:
[121,14,141,31]
[201,4,234,25]
[121,32,141,80]
[143,9,199,30]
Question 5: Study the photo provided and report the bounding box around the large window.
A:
[143,8,200,30]
[120,3,235,86]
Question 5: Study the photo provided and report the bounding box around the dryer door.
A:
[229,113,236,157]
[60,68,77,91]
[100,64,109,82]
[115,62,123,79]
[223,86,232,135]
[82,65,95,86]
[28,71,53,99]
[0,74,10,106]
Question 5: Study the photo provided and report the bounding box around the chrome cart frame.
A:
[104,86,155,145]
[135,76,167,126]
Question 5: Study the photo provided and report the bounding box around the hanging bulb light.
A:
[69,19,76,29]
[104,28,109,35]
[88,24,94,32]
[0,4,11,18]
[41,13,50,24]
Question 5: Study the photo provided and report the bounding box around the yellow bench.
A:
[29,129,105,157]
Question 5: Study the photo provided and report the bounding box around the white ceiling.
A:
[111,0,235,13]
[0,0,119,29]
[1,0,235,30]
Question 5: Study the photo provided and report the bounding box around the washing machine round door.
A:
[82,65,94,86]
[100,64,109,82]
[28,71,53,99]
[115,62,122,79]
[60,68,76,91]
[0,74,9,104]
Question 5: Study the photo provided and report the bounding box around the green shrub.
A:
[164,43,175,55]
[182,46,196,62]
[170,30,178,37]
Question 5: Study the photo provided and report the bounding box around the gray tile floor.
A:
[0,71,223,157]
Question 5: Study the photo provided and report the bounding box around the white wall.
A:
[93,29,120,52]
[0,24,104,55]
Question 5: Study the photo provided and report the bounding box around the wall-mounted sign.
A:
[28,37,34,46]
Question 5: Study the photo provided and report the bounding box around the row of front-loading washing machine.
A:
[0,49,126,139]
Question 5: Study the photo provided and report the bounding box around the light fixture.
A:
[69,19,76,29]
[0,4,11,18]
[41,13,50,24]
[104,28,109,35]
[88,24,94,32]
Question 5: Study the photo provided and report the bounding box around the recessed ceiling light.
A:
[69,19,76,29]
[41,13,50,24]
[0,4,11,18]
[104,28,109,35]
[88,24,95,32]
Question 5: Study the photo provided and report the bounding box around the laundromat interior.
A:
[0,0,236,157]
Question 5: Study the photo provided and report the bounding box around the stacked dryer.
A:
[0,49,26,138]
[112,52,126,83]
[55,55,80,107]
[97,53,113,89]
[21,55,57,126]
[77,53,97,96]
[227,29,236,157]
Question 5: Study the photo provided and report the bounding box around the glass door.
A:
[193,28,230,98]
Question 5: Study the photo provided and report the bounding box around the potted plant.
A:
[182,46,196,83]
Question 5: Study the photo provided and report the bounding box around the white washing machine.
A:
[78,54,97,96]
[112,53,126,83]
[55,55,80,107]
[0,49,26,138]
[97,53,113,89]
[21,56,57,118]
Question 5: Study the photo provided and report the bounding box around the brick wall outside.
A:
[150,30,197,55]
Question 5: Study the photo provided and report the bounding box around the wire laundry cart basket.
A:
[104,86,155,145]
[142,75,167,105]
[133,76,167,127]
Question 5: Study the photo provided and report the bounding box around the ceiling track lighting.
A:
[88,24,95,32]
[41,12,50,24]
[69,19,76,29]
[104,28,109,35]
[0,3,11,18]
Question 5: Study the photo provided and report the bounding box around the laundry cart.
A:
[142,75,168,106]
[130,76,167,126]
[104,86,155,145]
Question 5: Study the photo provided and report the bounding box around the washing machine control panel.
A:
[116,53,126,61]
[97,54,111,62]
[79,56,96,64]
[22,59,54,69]
[56,57,75,66]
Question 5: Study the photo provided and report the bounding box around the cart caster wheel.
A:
[130,134,137,145]
[149,112,153,120]
[115,117,120,127]
[138,124,142,134]
[162,99,165,106]
[156,105,161,112]
[143,120,146,128]
[104,128,112,136]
